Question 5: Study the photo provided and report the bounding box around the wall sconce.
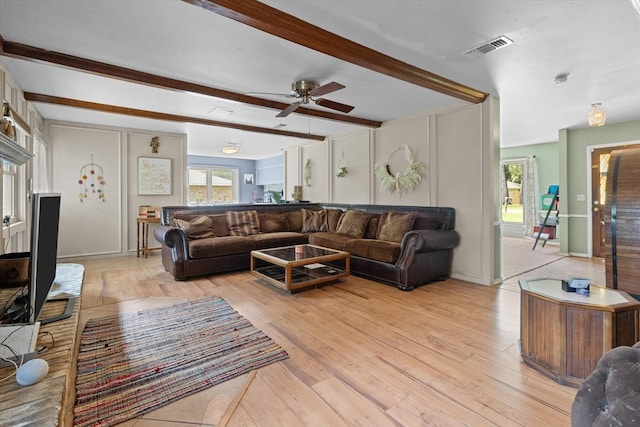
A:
[588,103,606,127]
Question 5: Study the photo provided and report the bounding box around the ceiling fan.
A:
[252,80,355,118]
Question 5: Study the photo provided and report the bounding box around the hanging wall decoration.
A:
[304,158,312,186]
[150,136,160,153]
[374,144,424,194]
[78,154,106,202]
[336,150,348,178]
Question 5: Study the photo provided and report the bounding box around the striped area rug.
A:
[73,296,288,427]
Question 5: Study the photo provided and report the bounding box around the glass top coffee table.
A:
[250,244,350,293]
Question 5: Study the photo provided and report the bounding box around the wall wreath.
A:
[374,144,424,193]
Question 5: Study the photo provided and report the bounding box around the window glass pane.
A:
[188,168,208,205]
[188,167,237,204]
[501,162,524,224]
[211,168,233,203]
[2,173,14,219]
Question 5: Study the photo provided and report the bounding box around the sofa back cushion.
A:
[286,210,303,232]
[259,213,290,233]
[326,208,345,232]
[414,216,440,231]
[174,215,216,239]
[336,209,372,238]
[210,214,230,236]
[377,211,419,243]
[364,214,380,239]
[226,210,260,236]
[302,208,329,232]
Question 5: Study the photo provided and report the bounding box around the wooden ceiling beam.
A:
[1,40,382,129]
[24,92,326,141]
[183,0,488,104]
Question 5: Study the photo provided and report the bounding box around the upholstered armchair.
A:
[571,342,640,426]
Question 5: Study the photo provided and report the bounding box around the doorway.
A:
[500,157,536,238]
[590,143,640,257]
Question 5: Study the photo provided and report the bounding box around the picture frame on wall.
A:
[138,157,172,195]
[244,174,254,185]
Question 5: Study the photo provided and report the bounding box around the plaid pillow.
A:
[301,209,329,232]
[226,210,260,236]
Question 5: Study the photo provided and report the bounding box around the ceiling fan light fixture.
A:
[588,103,607,127]
[221,144,240,154]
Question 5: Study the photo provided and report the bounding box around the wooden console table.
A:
[0,263,83,426]
[137,216,161,258]
[520,278,640,387]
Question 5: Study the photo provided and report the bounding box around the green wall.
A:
[501,118,640,257]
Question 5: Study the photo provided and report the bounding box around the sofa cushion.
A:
[211,214,230,236]
[364,215,380,239]
[188,236,255,259]
[344,239,401,264]
[302,208,329,232]
[308,232,353,251]
[174,215,216,239]
[336,209,372,238]
[226,210,260,236]
[326,208,345,232]
[287,210,303,232]
[249,232,307,249]
[259,213,290,233]
[377,211,419,243]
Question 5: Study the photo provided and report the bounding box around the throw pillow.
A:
[302,209,328,232]
[335,209,371,238]
[174,215,216,239]
[377,211,419,243]
[259,213,290,233]
[226,210,260,236]
[326,208,344,232]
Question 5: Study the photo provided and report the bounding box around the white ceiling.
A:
[1,0,640,160]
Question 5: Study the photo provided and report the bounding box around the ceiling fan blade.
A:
[314,98,355,114]
[276,101,301,117]
[246,91,294,98]
[310,81,345,97]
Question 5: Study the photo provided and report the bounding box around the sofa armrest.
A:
[396,229,460,271]
[402,229,460,252]
[154,225,189,262]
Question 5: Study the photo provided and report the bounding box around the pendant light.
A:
[588,103,606,127]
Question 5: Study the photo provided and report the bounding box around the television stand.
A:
[0,263,84,426]
[40,297,77,325]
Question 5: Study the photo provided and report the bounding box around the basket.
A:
[0,252,30,288]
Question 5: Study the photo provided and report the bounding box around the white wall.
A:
[373,115,430,206]
[434,102,500,285]
[284,147,300,201]
[301,141,329,203]
[331,130,371,204]
[51,124,122,257]
[283,99,500,285]
[50,122,187,258]
[126,131,186,252]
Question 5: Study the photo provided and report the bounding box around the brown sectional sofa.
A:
[154,203,460,291]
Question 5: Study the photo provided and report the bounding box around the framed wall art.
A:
[138,157,172,195]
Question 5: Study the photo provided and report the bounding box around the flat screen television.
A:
[28,193,63,324]
[1,193,73,325]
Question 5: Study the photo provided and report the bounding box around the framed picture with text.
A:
[138,157,172,195]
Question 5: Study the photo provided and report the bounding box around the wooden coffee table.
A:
[519,278,640,387]
[251,244,350,293]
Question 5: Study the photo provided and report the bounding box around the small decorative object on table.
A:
[562,277,590,295]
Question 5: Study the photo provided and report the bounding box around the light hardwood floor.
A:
[63,239,606,426]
